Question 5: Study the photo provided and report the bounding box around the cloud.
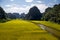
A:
[36,1,42,3]
[25,0,33,2]
[4,7,24,14]
[30,4,48,13]
[10,0,14,1]
[5,5,12,7]
[4,4,30,14]
[4,3,48,14]
[25,4,48,13]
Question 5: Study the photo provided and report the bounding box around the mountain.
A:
[7,13,20,19]
[25,6,42,20]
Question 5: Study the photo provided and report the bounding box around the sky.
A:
[0,0,60,14]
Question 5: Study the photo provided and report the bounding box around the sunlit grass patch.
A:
[0,20,58,40]
[32,21,60,31]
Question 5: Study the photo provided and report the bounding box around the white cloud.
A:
[10,0,14,1]
[36,1,42,3]
[25,0,33,2]
[4,7,25,14]
[4,4,48,14]
[5,5,11,7]
[4,4,30,14]
[30,4,48,13]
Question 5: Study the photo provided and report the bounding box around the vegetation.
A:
[42,4,60,24]
[0,3,60,40]
[32,21,60,31]
[0,20,58,40]
[0,4,60,23]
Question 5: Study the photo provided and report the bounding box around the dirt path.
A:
[32,22,60,39]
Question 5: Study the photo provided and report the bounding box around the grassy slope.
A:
[0,20,58,40]
[32,21,60,31]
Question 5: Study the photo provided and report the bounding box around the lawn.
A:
[0,20,58,40]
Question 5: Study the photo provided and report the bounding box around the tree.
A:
[53,4,60,23]
[41,7,52,21]
[25,6,42,20]
[42,4,60,23]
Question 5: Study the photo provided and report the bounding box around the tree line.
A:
[42,4,60,24]
[0,4,60,23]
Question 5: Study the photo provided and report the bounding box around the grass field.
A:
[32,21,60,31]
[0,20,58,40]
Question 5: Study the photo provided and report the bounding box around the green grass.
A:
[0,20,58,40]
[32,21,60,31]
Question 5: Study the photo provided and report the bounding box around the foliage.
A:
[42,4,60,24]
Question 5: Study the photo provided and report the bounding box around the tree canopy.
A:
[42,4,60,24]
